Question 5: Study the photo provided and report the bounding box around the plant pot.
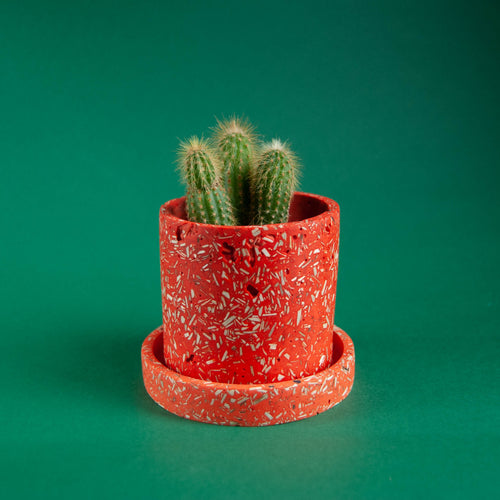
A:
[141,192,355,425]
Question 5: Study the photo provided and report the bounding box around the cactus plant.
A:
[212,117,256,225]
[177,137,236,225]
[251,139,299,225]
[177,120,300,226]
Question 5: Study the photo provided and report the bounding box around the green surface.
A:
[1,1,499,498]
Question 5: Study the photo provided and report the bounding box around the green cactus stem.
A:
[212,117,256,225]
[177,137,236,225]
[251,139,299,225]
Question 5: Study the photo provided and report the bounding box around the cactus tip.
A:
[176,136,221,185]
[213,115,257,145]
[177,135,209,159]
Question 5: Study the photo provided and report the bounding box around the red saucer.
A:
[141,325,355,426]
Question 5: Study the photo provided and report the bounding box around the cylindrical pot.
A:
[159,192,340,384]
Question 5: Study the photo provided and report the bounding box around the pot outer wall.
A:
[160,192,340,385]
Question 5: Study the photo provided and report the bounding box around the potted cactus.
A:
[141,118,355,426]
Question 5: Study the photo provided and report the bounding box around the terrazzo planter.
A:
[142,192,355,425]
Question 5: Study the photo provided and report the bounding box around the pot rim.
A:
[160,191,339,231]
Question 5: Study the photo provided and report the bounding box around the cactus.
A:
[251,139,299,225]
[176,122,300,226]
[177,137,236,225]
[212,117,256,225]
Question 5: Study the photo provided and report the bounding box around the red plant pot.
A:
[142,192,355,425]
[159,192,340,384]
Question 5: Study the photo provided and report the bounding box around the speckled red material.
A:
[142,192,355,424]
[141,324,355,426]
[160,192,341,385]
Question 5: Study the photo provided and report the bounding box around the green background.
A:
[1,1,499,498]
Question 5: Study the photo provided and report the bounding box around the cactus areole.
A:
[141,192,355,426]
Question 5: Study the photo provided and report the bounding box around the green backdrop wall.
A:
[1,1,498,498]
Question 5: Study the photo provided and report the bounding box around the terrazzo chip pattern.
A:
[160,192,341,385]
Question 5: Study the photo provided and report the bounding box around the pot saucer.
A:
[141,325,355,426]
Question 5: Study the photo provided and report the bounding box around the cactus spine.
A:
[212,118,256,225]
[178,137,236,225]
[251,139,299,225]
